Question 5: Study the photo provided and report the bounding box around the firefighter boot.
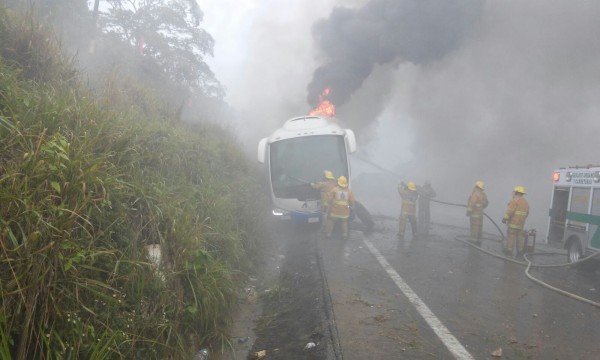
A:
[324,216,335,239]
[398,216,407,239]
[341,220,349,240]
[409,216,418,241]
[320,207,329,233]
[505,228,519,256]
[516,230,526,257]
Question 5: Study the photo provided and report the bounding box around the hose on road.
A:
[453,234,600,308]
[352,155,600,308]
[522,251,600,308]
[427,197,505,241]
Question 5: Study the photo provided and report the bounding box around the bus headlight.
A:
[594,172,600,183]
[272,208,290,216]
[565,172,572,182]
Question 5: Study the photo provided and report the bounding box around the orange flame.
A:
[309,87,336,117]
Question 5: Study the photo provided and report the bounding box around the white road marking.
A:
[363,238,474,360]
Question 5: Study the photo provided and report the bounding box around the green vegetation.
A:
[0,7,266,360]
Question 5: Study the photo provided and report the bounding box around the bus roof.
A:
[267,116,347,142]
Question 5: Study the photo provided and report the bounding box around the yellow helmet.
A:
[324,170,334,180]
[337,176,348,188]
[407,181,417,191]
[514,185,526,194]
[475,181,485,190]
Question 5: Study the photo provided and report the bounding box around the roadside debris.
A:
[304,342,316,350]
[245,286,257,303]
[251,350,267,359]
[491,347,502,357]
[193,348,209,360]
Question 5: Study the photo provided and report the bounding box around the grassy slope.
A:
[0,8,266,360]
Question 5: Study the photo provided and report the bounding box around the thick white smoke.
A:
[351,1,600,236]
[199,0,366,153]
[201,0,600,238]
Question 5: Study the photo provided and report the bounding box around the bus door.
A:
[548,187,569,244]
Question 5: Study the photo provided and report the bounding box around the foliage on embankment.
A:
[0,8,265,359]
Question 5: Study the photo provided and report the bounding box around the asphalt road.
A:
[319,217,600,360]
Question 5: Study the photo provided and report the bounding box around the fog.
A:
[202,0,600,239]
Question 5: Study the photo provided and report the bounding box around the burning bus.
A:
[257,115,357,223]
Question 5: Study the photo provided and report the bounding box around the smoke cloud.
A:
[308,0,484,121]
[336,0,600,234]
[202,0,600,235]
[200,0,354,153]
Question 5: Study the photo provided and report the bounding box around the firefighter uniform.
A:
[398,181,419,239]
[325,176,355,239]
[311,170,337,230]
[502,186,530,256]
[466,181,489,244]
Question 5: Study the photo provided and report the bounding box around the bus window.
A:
[270,135,348,199]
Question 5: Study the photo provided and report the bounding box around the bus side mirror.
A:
[345,129,357,153]
[257,138,268,163]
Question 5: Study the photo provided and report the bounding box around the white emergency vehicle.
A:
[257,116,357,224]
[547,166,600,263]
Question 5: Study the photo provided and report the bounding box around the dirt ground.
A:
[219,221,339,360]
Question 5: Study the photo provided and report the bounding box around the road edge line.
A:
[363,238,474,360]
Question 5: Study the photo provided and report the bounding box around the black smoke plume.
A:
[308,0,484,108]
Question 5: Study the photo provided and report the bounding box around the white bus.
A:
[547,166,600,263]
[257,116,357,224]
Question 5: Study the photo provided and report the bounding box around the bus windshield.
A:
[270,135,349,199]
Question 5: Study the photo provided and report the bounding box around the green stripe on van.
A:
[566,211,600,248]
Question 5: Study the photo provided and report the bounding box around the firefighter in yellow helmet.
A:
[398,181,419,240]
[324,176,355,240]
[466,181,489,245]
[502,186,530,256]
[311,170,337,230]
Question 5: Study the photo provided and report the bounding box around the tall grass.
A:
[0,7,266,359]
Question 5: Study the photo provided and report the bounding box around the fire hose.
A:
[429,196,600,308]
[353,155,600,308]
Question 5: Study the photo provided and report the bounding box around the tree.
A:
[101,0,224,98]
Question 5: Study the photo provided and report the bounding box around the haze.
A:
[201,0,600,236]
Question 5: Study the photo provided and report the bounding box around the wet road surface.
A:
[319,217,600,359]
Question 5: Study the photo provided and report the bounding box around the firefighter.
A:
[398,181,419,240]
[466,181,489,245]
[311,170,337,230]
[324,176,355,240]
[418,181,436,233]
[502,186,530,256]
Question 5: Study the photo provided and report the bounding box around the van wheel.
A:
[567,239,598,271]
[567,239,582,264]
